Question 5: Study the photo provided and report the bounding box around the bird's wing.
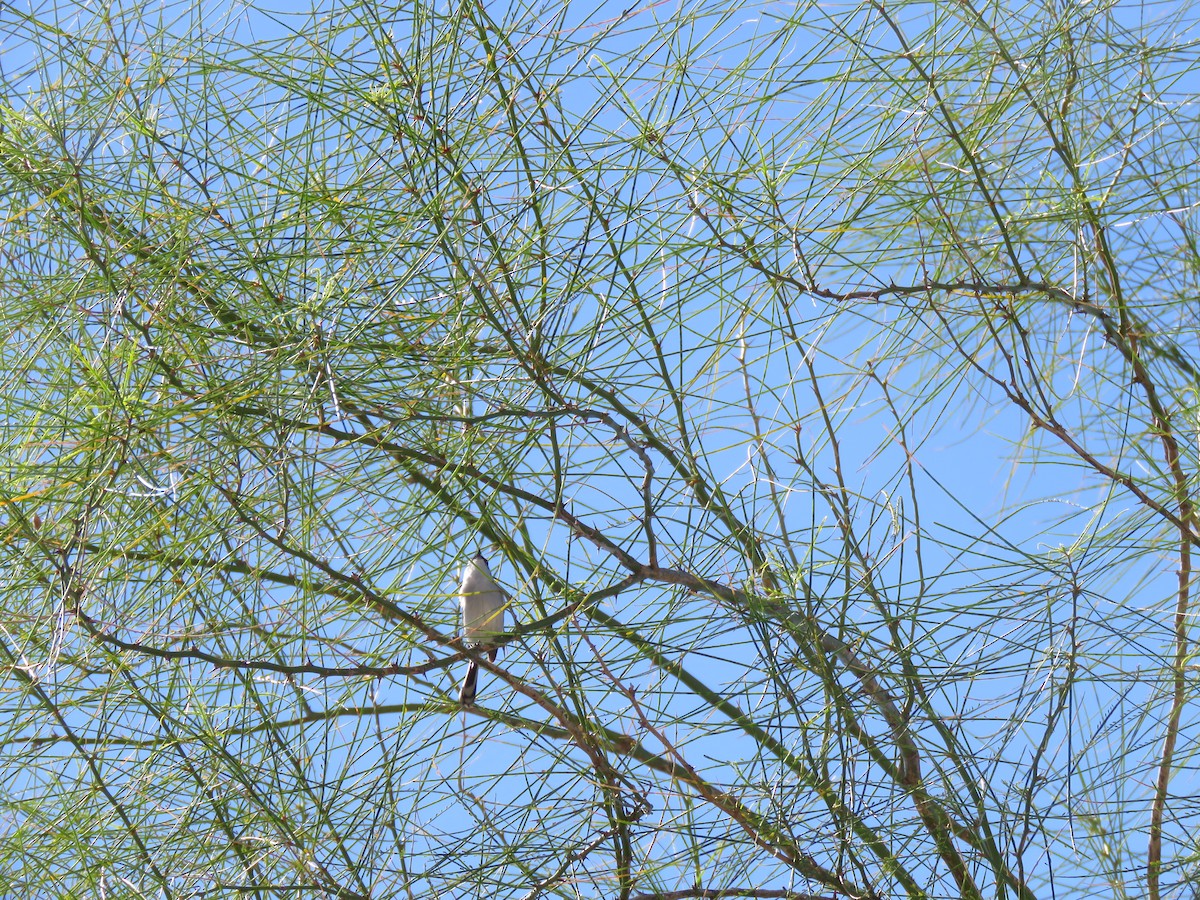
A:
[460,565,506,641]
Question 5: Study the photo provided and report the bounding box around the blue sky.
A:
[1,0,1198,897]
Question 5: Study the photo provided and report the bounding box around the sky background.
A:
[1,0,1199,896]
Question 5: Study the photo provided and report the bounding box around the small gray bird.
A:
[458,553,506,706]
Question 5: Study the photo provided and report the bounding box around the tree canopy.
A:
[1,0,1198,897]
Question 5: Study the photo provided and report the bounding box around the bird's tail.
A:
[459,661,479,706]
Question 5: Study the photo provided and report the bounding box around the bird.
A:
[458,553,506,706]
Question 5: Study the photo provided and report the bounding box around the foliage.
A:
[1,0,1198,897]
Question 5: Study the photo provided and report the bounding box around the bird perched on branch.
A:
[458,553,506,706]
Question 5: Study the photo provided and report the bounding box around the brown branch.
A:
[582,632,869,898]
